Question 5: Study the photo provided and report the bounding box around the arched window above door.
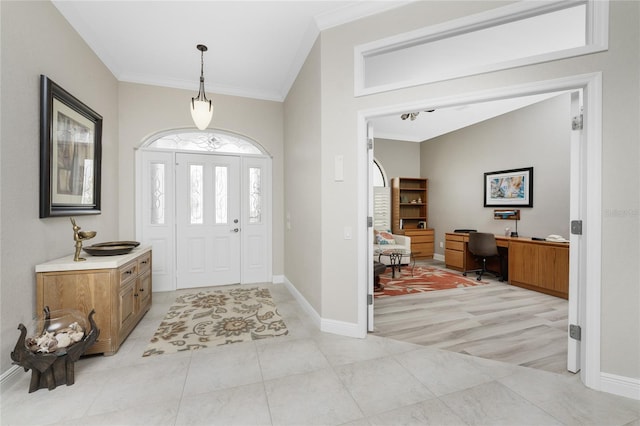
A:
[143,129,265,155]
[373,159,386,187]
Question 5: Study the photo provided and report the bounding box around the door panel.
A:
[138,151,175,292]
[567,90,582,373]
[241,157,271,283]
[176,154,240,288]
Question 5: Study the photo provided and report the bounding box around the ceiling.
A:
[52,1,408,101]
[52,0,562,142]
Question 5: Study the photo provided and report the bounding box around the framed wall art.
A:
[484,167,533,207]
[40,75,102,217]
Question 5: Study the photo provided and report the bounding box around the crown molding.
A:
[314,1,416,31]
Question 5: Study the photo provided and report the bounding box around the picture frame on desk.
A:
[484,167,533,207]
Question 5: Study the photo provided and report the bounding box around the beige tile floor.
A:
[2,283,639,426]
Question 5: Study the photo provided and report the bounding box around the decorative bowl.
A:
[83,241,140,256]
[78,231,97,239]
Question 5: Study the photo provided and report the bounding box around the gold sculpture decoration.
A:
[70,217,96,261]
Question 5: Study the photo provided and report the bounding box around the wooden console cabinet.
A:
[35,247,152,355]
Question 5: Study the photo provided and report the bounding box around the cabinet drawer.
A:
[137,252,152,274]
[409,235,434,243]
[446,233,464,242]
[445,249,464,269]
[119,261,138,286]
[446,240,464,251]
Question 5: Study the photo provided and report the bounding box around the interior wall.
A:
[0,1,119,374]
[283,38,323,313]
[422,93,571,255]
[374,138,421,180]
[313,0,639,380]
[117,82,285,277]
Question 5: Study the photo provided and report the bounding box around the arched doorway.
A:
[135,129,272,291]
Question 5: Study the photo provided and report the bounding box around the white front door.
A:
[176,153,241,288]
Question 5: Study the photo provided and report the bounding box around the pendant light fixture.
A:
[190,44,213,130]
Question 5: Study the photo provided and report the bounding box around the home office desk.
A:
[445,232,569,299]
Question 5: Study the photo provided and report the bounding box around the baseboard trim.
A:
[600,372,640,400]
[321,318,364,338]
[272,274,284,284]
[0,365,22,389]
[282,276,363,338]
[433,253,445,262]
[282,276,321,329]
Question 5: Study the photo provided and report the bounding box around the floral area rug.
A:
[374,265,488,298]
[143,286,288,357]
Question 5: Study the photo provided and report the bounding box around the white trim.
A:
[282,276,321,330]
[433,253,445,262]
[283,277,365,339]
[354,0,608,97]
[600,373,640,401]
[321,318,364,339]
[357,72,603,393]
[272,274,284,284]
[581,72,602,390]
[0,365,22,389]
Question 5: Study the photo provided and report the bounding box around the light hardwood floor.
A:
[373,259,572,376]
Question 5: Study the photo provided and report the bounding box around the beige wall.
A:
[374,138,421,181]
[117,83,285,276]
[306,0,638,379]
[423,94,571,254]
[283,39,323,313]
[0,1,120,373]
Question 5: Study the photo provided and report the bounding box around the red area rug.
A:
[374,265,488,297]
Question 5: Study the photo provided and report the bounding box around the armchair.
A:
[373,230,411,265]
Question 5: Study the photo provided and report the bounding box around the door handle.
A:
[231,228,239,233]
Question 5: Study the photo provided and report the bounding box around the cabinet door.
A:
[445,249,464,269]
[38,271,113,347]
[538,245,569,293]
[135,270,152,314]
[118,281,136,332]
[508,242,538,285]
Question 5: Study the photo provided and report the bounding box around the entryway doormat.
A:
[375,266,488,298]
[143,286,288,357]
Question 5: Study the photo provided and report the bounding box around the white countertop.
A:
[35,245,151,272]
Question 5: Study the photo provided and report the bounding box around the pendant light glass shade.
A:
[190,98,213,130]
[191,44,213,130]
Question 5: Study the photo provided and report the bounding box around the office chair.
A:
[463,232,502,281]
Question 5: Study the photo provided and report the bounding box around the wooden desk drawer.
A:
[446,240,464,251]
[445,233,465,242]
[445,249,464,269]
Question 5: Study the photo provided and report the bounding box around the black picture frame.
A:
[40,75,102,218]
[484,167,533,207]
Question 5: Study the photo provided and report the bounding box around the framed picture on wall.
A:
[39,75,102,218]
[484,167,533,207]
